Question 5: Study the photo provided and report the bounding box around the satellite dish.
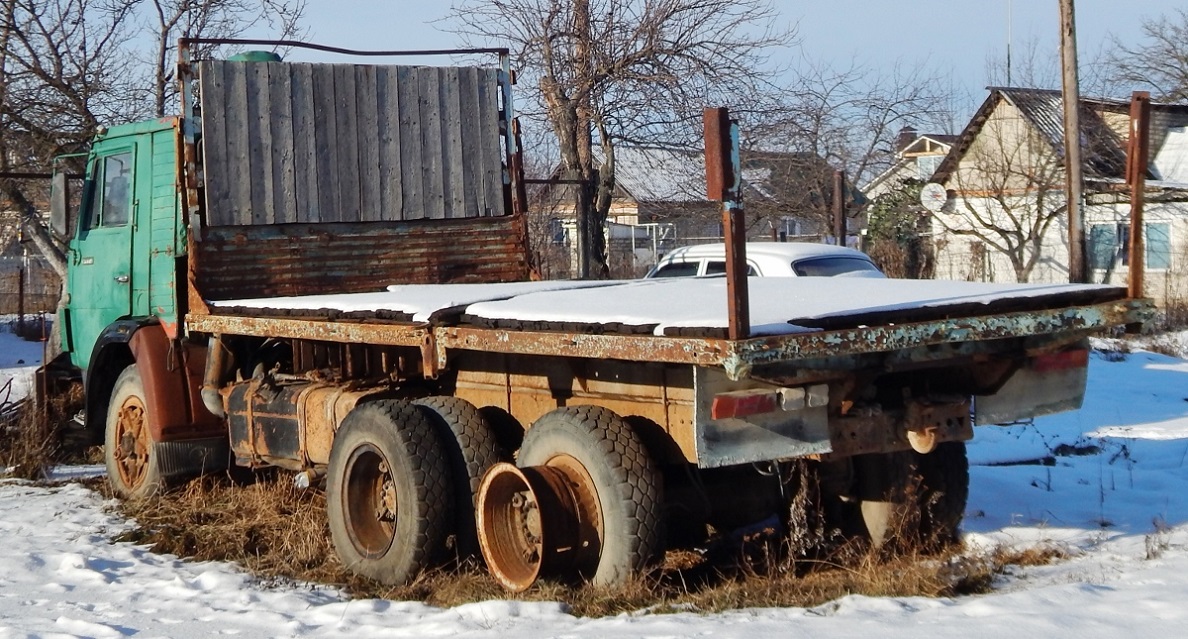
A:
[920,182,949,212]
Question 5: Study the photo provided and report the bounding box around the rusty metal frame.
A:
[186,298,1152,382]
[186,314,430,347]
[178,37,510,60]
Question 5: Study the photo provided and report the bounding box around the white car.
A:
[645,242,884,278]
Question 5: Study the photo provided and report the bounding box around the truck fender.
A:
[85,320,222,445]
[83,319,154,446]
[128,324,223,442]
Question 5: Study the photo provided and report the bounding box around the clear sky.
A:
[294,0,1185,126]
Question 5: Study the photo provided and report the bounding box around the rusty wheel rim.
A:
[543,454,604,574]
[342,444,397,558]
[113,395,150,489]
[478,457,606,591]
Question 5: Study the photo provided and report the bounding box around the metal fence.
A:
[0,233,60,316]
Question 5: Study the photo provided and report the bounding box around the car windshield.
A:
[792,256,882,277]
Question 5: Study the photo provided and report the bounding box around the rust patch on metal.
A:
[824,400,973,460]
[193,216,532,302]
[185,314,431,348]
[440,327,729,367]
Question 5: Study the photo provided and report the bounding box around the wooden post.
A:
[704,108,749,340]
[1126,91,1151,299]
[832,169,847,246]
[1060,0,1087,283]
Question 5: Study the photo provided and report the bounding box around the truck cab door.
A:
[67,149,135,369]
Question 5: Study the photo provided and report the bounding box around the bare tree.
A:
[1,0,146,276]
[749,57,955,234]
[446,0,788,278]
[938,111,1066,283]
[141,0,306,117]
[1106,8,1188,103]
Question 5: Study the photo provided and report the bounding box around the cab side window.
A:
[651,261,700,277]
[82,152,133,230]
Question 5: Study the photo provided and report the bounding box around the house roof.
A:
[611,146,713,203]
[568,145,864,210]
[933,87,1188,186]
[861,133,955,195]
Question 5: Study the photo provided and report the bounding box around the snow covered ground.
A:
[2,329,1188,637]
[0,318,46,407]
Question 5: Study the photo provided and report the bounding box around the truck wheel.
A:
[105,364,163,500]
[488,405,663,589]
[412,396,506,560]
[915,442,969,549]
[853,443,969,551]
[326,399,453,585]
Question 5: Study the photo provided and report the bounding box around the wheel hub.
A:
[344,445,397,558]
[476,459,603,592]
[114,397,149,488]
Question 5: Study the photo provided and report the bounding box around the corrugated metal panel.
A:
[198,60,507,227]
[194,216,531,301]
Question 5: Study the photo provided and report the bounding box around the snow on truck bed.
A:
[209,278,1125,337]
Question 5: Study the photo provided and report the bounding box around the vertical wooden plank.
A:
[418,67,446,219]
[376,66,403,220]
[456,67,481,218]
[397,66,423,220]
[334,64,361,223]
[441,67,467,218]
[476,68,504,217]
[246,62,274,225]
[290,64,319,223]
[223,62,253,226]
[356,64,381,222]
[198,61,230,225]
[313,64,339,223]
[269,63,298,224]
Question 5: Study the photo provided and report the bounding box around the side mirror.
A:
[50,171,69,238]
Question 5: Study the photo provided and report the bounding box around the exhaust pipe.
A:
[201,335,231,418]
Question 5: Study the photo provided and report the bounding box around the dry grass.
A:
[1,381,87,479]
[107,471,1069,616]
[1,400,56,479]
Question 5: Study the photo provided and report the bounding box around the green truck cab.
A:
[62,118,184,371]
[54,116,222,489]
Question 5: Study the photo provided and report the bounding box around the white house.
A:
[928,87,1188,303]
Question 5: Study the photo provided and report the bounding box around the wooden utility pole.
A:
[1060,0,1087,283]
[1126,91,1151,299]
[832,170,847,245]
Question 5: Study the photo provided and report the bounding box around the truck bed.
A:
[205,277,1130,337]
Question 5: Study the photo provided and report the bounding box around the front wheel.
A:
[326,400,453,585]
[105,364,163,499]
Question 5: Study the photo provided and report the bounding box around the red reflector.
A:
[711,390,778,420]
[1031,348,1089,373]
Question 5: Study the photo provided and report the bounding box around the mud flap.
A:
[976,347,1089,425]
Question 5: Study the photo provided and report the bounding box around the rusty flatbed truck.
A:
[48,39,1152,591]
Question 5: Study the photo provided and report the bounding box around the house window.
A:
[548,218,568,245]
[1088,222,1171,270]
[916,155,942,180]
[1148,222,1171,270]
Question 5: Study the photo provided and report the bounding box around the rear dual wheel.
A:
[854,442,969,551]
[326,400,453,585]
[478,406,663,591]
[413,396,507,560]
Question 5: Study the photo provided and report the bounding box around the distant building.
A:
[537,146,864,277]
[862,127,957,201]
[929,87,1188,302]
